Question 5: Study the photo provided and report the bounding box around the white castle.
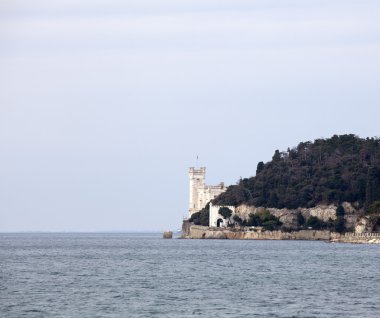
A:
[188,167,235,227]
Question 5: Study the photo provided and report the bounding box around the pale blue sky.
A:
[1,0,379,231]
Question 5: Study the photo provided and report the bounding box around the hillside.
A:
[213,135,380,210]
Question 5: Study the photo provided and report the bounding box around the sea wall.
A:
[183,224,380,244]
[185,225,332,240]
[188,225,208,239]
[331,232,380,244]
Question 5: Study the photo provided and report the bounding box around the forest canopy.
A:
[213,135,380,211]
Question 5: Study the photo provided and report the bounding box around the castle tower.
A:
[188,167,206,217]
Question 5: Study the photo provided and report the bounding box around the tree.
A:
[199,209,210,226]
[189,202,210,226]
[297,212,305,226]
[247,213,261,226]
[272,149,281,161]
[306,216,323,229]
[256,161,265,175]
[219,207,233,220]
[368,201,380,215]
[189,212,201,224]
[336,205,345,217]
[335,204,346,233]
[366,167,380,206]
[334,216,345,233]
[233,215,243,225]
[246,210,282,230]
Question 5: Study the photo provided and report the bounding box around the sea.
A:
[0,233,379,318]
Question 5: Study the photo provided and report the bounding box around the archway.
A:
[217,218,224,228]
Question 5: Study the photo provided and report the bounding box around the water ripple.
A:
[0,233,379,317]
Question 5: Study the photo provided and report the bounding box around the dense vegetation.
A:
[189,203,210,226]
[296,204,346,232]
[213,135,380,211]
[245,209,282,231]
[218,207,233,220]
[229,205,346,232]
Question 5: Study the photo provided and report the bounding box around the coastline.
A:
[181,224,380,244]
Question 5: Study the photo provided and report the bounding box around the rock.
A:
[301,205,337,222]
[355,217,370,234]
[235,204,256,221]
[342,202,357,214]
[344,214,358,231]
[277,212,299,230]
[163,231,173,239]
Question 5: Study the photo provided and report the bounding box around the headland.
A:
[183,135,380,244]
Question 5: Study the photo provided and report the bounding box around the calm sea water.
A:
[0,233,379,318]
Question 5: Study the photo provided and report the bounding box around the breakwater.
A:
[182,225,380,244]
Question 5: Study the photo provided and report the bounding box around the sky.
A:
[0,0,379,232]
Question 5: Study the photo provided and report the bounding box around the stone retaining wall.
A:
[183,224,380,244]
[331,232,380,244]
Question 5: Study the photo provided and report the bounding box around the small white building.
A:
[209,203,236,228]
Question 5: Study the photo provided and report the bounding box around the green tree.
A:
[189,202,210,226]
[336,205,345,217]
[366,167,380,206]
[334,216,345,233]
[233,215,243,225]
[247,213,261,226]
[189,212,200,224]
[247,210,282,230]
[306,216,323,229]
[297,212,305,226]
[334,204,346,233]
[272,149,281,161]
[368,201,380,214]
[219,207,233,220]
[256,161,265,175]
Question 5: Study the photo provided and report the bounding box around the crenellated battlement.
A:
[203,183,225,190]
[189,167,206,174]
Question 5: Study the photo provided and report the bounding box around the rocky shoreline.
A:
[181,225,380,244]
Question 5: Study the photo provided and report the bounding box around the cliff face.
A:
[235,202,361,231]
[355,216,380,233]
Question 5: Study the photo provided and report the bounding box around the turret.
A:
[188,167,206,217]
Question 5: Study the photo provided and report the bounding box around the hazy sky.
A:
[1,0,379,231]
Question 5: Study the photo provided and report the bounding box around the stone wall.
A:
[188,225,209,239]
[331,232,380,244]
[184,225,380,243]
[185,225,332,241]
